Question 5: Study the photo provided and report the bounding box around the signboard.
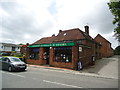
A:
[28,42,74,48]
[79,47,82,52]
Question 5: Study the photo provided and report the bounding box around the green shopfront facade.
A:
[27,42,78,69]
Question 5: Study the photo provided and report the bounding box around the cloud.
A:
[0,0,118,48]
[0,0,55,44]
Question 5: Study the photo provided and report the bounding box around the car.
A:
[0,56,27,72]
[0,52,10,56]
[0,56,2,70]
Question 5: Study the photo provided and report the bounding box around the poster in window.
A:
[79,47,82,52]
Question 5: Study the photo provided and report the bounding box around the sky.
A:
[0,0,119,49]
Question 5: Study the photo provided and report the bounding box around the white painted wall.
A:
[0,43,2,51]
[0,43,21,52]
[15,46,21,52]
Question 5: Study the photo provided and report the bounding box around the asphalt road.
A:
[1,66,118,88]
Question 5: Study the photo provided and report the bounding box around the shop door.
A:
[43,47,50,64]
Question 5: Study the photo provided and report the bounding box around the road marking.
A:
[43,80,82,88]
[2,71,25,78]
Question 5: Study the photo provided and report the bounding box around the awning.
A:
[28,42,74,48]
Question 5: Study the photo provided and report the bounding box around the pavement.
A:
[27,55,119,80]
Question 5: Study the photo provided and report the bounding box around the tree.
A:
[108,1,120,42]
[114,45,120,55]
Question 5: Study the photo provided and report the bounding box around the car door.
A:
[2,57,10,70]
[0,57,2,70]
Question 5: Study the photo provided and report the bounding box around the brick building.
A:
[26,26,101,70]
[20,43,29,54]
[94,34,113,58]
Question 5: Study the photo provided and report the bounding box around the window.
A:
[53,47,72,63]
[2,58,10,62]
[1,46,3,48]
[64,33,67,36]
[12,47,15,51]
[28,48,39,60]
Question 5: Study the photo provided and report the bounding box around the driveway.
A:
[81,55,119,79]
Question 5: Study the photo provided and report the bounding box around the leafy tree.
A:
[114,45,120,55]
[108,1,120,42]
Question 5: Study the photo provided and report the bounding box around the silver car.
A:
[0,57,27,72]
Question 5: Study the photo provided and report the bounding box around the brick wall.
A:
[94,35,113,58]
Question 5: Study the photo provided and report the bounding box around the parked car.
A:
[0,56,27,71]
[0,52,10,56]
[0,56,2,70]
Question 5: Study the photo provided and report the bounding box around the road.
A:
[1,66,118,88]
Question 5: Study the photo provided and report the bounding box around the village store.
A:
[26,26,101,70]
[27,42,78,69]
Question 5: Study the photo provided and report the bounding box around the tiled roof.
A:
[55,28,85,42]
[32,36,57,44]
[32,28,94,45]
[94,34,111,44]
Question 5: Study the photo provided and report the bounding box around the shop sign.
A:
[28,42,74,48]
[79,47,82,52]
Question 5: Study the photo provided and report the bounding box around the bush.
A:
[13,53,23,58]
[114,46,120,55]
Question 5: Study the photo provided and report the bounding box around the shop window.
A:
[29,48,39,60]
[54,47,72,63]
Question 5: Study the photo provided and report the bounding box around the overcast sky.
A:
[0,0,118,48]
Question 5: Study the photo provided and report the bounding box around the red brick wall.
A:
[79,39,97,66]
[94,35,113,58]
[27,59,41,65]
[79,47,92,66]
[39,47,47,64]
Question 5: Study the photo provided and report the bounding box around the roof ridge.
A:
[95,34,110,43]
[61,28,80,32]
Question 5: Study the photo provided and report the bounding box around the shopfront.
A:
[27,42,77,69]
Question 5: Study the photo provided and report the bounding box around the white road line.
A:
[43,80,83,88]
[2,71,25,78]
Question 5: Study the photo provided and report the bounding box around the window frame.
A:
[53,46,72,63]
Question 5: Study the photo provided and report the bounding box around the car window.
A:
[2,58,9,62]
[10,58,21,62]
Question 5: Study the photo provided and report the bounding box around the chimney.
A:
[26,43,29,46]
[84,25,89,35]
[59,30,62,33]
[52,34,55,37]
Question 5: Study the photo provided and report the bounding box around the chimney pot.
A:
[59,30,62,33]
[84,25,89,35]
[52,34,55,37]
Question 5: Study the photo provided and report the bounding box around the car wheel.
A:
[8,66,12,72]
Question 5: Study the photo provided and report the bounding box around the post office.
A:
[26,26,101,69]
